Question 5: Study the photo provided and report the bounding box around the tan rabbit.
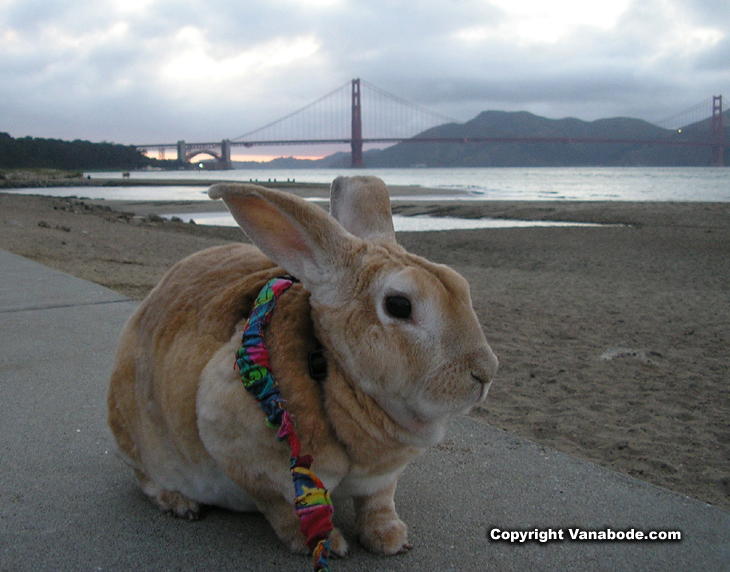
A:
[108,175,498,557]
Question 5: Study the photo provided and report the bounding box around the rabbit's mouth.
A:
[477,378,492,403]
[380,371,492,440]
[421,351,497,412]
[471,372,493,403]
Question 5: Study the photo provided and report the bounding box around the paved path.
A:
[1,249,728,571]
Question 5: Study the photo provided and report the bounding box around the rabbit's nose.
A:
[471,372,489,385]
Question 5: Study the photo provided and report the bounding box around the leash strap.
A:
[236,277,333,572]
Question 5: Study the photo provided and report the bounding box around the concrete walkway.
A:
[1,249,728,571]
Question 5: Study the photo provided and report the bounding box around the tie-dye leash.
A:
[235,276,334,572]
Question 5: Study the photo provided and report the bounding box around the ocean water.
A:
[74,166,730,202]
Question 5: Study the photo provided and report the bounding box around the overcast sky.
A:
[1,0,728,159]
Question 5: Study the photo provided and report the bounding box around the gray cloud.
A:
[0,0,727,149]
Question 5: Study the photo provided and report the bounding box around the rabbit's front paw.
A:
[329,527,349,557]
[357,514,410,555]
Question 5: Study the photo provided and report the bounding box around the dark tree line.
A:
[0,132,172,170]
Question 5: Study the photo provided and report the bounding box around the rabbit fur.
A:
[108,175,498,557]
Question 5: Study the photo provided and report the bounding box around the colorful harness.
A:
[235,276,334,572]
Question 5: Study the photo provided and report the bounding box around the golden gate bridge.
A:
[136,79,726,168]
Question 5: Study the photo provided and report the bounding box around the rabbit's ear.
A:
[330,176,396,244]
[209,183,356,294]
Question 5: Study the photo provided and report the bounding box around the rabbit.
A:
[107,175,498,557]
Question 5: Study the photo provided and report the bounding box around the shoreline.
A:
[84,197,730,229]
[1,191,728,512]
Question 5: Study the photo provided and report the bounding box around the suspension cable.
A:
[232,80,352,141]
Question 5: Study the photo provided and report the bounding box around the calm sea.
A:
[79,166,729,202]
[7,166,728,202]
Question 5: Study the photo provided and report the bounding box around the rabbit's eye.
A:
[385,296,412,320]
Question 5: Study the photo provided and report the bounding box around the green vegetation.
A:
[0,168,84,186]
[0,132,174,171]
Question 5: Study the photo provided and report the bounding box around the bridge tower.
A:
[176,140,187,166]
[221,139,232,169]
[351,78,363,168]
[712,95,723,167]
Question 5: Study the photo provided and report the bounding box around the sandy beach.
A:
[1,186,728,511]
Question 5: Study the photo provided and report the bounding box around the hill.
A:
[363,111,726,167]
[0,132,172,171]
